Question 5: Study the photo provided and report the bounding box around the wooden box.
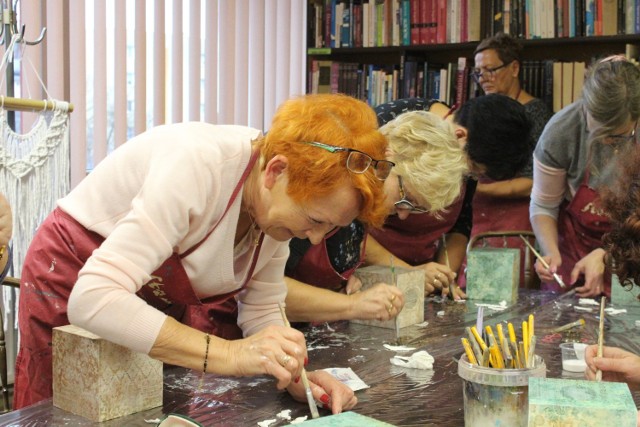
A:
[466,248,520,302]
[528,377,637,427]
[52,324,163,422]
[611,274,639,306]
[351,265,424,329]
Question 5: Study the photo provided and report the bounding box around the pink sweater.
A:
[61,123,289,354]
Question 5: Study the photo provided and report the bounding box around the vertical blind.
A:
[9,0,307,188]
[0,0,307,384]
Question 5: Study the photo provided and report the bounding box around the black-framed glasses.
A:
[303,141,395,181]
[395,175,428,214]
[606,120,638,145]
[471,61,513,83]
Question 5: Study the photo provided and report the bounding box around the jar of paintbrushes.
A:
[457,314,546,427]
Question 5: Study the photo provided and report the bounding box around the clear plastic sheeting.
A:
[2,290,640,426]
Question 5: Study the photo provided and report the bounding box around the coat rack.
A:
[0,0,72,131]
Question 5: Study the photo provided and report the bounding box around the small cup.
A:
[560,342,588,372]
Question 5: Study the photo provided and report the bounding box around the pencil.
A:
[522,321,529,364]
[278,302,320,419]
[466,327,484,363]
[461,338,478,365]
[470,326,488,352]
[596,297,606,381]
[528,314,534,344]
[519,235,566,288]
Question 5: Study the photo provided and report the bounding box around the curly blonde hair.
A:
[380,111,468,215]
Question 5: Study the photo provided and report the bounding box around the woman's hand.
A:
[534,253,561,283]
[348,283,404,321]
[442,284,466,300]
[228,325,307,390]
[419,262,456,294]
[286,369,357,414]
[585,345,640,388]
[572,248,606,297]
[344,274,363,295]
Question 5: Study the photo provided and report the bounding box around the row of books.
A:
[308,57,587,112]
[308,0,483,49]
[490,0,640,39]
[308,0,640,50]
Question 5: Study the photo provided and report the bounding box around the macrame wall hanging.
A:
[0,34,73,294]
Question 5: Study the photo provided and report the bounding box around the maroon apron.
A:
[369,185,467,266]
[553,167,612,295]
[14,152,261,409]
[287,228,368,291]
[465,176,533,287]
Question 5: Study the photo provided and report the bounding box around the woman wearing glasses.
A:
[530,56,640,297]
[14,94,386,412]
[283,110,468,322]
[282,94,531,321]
[469,33,553,287]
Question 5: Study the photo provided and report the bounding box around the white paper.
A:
[474,300,508,311]
[323,367,370,391]
[578,298,600,306]
[383,344,416,351]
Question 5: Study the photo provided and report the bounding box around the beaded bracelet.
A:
[203,333,211,373]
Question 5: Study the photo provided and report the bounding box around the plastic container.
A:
[458,354,546,427]
[560,342,588,373]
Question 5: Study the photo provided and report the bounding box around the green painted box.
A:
[528,377,637,427]
[611,274,640,306]
[466,248,519,302]
[298,411,395,426]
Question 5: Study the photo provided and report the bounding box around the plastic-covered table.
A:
[2,290,638,426]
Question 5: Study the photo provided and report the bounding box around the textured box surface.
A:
[351,265,424,329]
[611,274,639,306]
[528,377,636,427]
[466,248,520,302]
[53,324,163,422]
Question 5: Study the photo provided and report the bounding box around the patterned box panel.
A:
[351,265,424,329]
[52,324,163,422]
[466,248,520,302]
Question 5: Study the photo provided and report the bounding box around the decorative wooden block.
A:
[611,274,639,306]
[52,324,163,422]
[466,248,520,302]
[528,377,637,427]
[351,265,424,329]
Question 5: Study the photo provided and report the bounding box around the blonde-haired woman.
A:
[283,110,469,323]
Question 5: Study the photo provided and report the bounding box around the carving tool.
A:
[466,327,483,363]
[519,235,566,288]
[596,297,606,381]
[390,256,400,339]
[442,236,456,301]
[278,302,320,419]
[552,318,585,333]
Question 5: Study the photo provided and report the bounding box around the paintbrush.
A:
[596,297,606,381]
[278,302,320,419]
[390,256,400,339]
[552,318,585,333]
[519,235,566,288]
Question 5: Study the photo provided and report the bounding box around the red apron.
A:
[287,228,368,291]
[14,152,261,409]
[553,168,612,295]
[465,176,533,287]
[369,185,467,266]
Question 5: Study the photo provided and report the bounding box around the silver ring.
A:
[280,354,291,366]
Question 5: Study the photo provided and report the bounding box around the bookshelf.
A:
[307,0,640,110]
